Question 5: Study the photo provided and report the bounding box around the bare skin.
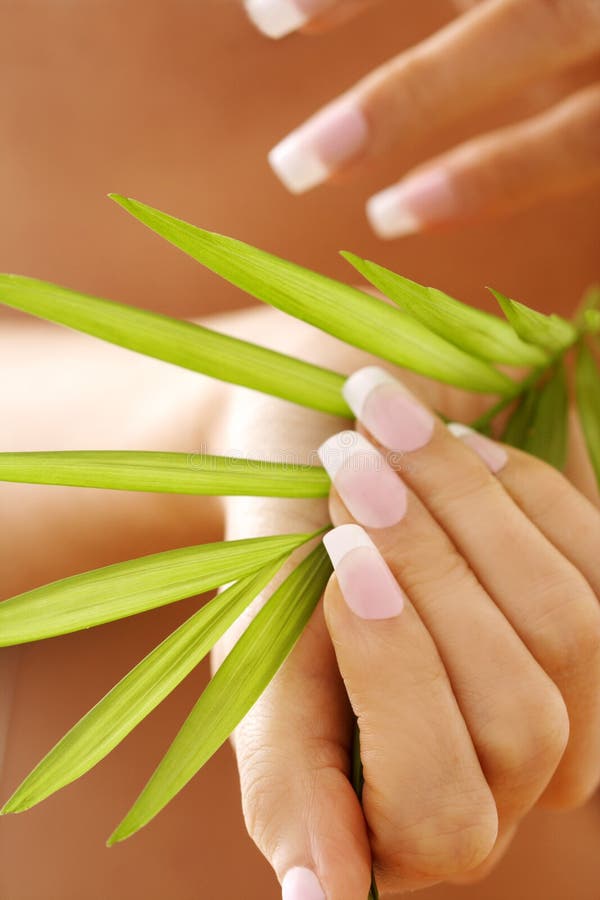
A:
[0,1,599,898]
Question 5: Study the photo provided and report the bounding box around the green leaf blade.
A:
[1,559,286,815]
[342,252,548,367]
[0,451,330,499]
[108,542,332,844]
[0,275,349,417]
[575,343,600,489]
[0,533,313,645]
[521,365,570,469]
[111,195,513,395]
[490,288,577,354]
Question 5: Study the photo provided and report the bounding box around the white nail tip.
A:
[268,135,328,194]
[282,866,326,900]
[317,430,377,480]
[343,366,399,419]
[366,190,421,240]
[323,524,375,569]
[244,0,307,39]
[447,422,473,438]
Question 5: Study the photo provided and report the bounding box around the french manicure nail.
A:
[343,367,435,453]
[317,431,407,528]
[367,167,457,239]
[448,422,508,473]
[282,866,326,900]
[323,524,405,619]
[244,0,308,39]
[268,100,369,193]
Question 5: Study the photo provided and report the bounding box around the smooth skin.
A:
[246,0,600,237]
[214,322,600,898]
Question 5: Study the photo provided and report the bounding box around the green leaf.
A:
[0,451,329,499]
[575,343,600,489]
[490,288,577,355]
[1,559,286,815]
[522,365,569,469]
[501,388,540,449]
[342,253,548,367]
[0,275,349,417]
[583,309,600,335]
[111,195,513,395]
[0,533,314,645]
[108,542,332,844]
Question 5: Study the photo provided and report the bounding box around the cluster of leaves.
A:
[0,198,598,869]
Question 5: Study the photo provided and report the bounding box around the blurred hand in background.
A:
[246,0,600,238]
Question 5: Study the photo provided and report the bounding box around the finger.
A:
[449,425,600,809]
[234,595,372,900]
[318,431,568,871]
[367,83,600,238]
[268,0,600,193]
[322,524,498,892]
[341,366,600,810]
[243,0,380,40]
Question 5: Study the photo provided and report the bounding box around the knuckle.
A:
[530,583,600,681]
[480,685,569,802]
[376,789,498,881]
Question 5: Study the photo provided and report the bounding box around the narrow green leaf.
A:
[111,195,513,395]
[522,365,569,469]
[1,559,286,815]
[342,252,548,367]
[0,451,329,498]
[575,343,600,489]
[0,275,349,417]
[501,388,540,449]
[490,288,577,354]
[0,533,313,645]
[108,542,332,843]
[583,309,600,335]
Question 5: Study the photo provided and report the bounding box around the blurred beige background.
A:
[0,2,599,898]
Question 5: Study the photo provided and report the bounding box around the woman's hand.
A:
[218,330,600,898]
[244,0,600,238]
[314,366,600,894]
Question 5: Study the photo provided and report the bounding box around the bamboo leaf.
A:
[108,542,332,844]
[1,559,286,815]
[501,388,540,449]
[575,343,600,489]
[110,195,513,395]
[490,288,576,354]
[522,365,569,469]
[0,533,313,645]
[0,451,329,498]
[0,275,349,417]
[583,309,600,335]
[342,252,548,367]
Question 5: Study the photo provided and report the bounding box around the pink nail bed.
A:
[318,431,407,528]
[367,167,457,239]
[282,866,325,900]
[448,423,508,473]
[343,367,435,453]
[269,100,369,193]
[323,525,405,619]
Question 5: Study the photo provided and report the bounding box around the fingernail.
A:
[317,431,407,528]
[244,0,308,38]
[343,366,435,453]
[447,423,508,473]
[323,524,405,619]
[282,866,326,900]
[367,167,457,239]
[269,100,369,193]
